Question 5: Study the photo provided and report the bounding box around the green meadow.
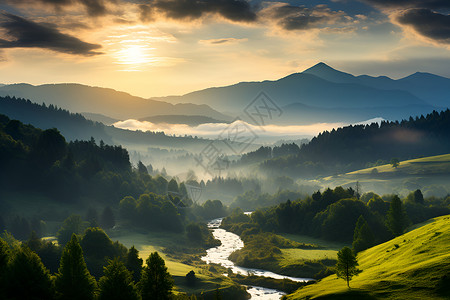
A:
[285,215,450,299]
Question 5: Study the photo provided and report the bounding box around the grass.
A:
[111,229,248,297]
[285,214,450,299]
[280,248,337,264]
[279,234,347,251]
[319,154,450,197]
[346,154,450,176]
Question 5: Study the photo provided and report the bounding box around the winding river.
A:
[201,218,313,300]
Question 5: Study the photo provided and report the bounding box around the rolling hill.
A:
[319,154,450,198]
[285,214,450,299]
[0,83,231,121]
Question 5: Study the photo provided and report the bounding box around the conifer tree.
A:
[55,234,97,300]
[352,215,375,253]
[386,195,408,236]
[7,246,55,300]
[139,251,174,300]
[0,238,10,299]
[126,246,143,283]
[99,258,139,300]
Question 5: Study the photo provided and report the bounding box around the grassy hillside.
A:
[320,154,450,197]
[285,215,450,299]
[112,230,247,298]
[346,154,450,176]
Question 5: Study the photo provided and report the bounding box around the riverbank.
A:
[202,217,314,299]
[111,229,249,299]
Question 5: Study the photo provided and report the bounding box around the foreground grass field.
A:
[285,215,450,299]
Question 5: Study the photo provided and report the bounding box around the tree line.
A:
[222,187,450,251]
[0,232,174,300]
[261,109,450,177]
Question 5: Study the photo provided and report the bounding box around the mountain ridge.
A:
[0,83,231,122]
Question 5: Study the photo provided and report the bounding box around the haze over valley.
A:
[1,0,450,299]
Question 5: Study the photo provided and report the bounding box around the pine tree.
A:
[99,258,139,300]
[126,246,143,283]
[55,234,97,300]
[7,246,55,300]
[413,189,424,205]
[336,246,361,288]
[0,238,9,299]
[352,215,375,254]
[386,195,408,236]
[139,252,174,300]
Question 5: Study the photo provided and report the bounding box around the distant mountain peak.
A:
[302,62,357,83]
[303,62,335,73]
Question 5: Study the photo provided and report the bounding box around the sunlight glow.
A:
[114,44,156,69]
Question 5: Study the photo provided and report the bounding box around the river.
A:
[201,217,312,300]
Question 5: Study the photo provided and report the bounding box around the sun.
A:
[114,44,156,70]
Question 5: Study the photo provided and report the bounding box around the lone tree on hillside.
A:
[336,246,361,288]
[386,195,408,237]
[139,251,174,300]
[390,158,400,168]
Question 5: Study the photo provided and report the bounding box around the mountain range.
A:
[155,62,449,124]
[1,63,449,126]
[0,83,231,122]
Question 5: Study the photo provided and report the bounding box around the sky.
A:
[0,0,449,98]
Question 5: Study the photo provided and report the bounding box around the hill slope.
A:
[319,154,450,197]
[286,215,450,299]
[0,83,230,121]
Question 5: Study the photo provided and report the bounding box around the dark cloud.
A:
[361,0,450,10]
[0,13,102,55]
[263,4,347,31]
[361,0,450,44]
[1,0,115,17]
[139,0,257,23]
[397,8,450,43]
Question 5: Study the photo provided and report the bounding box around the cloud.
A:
[396,9,450,43]
[0,12,102,55]
[199,37,248,45]
[261,3,349,31]
[139,0,257,23]
[361,0,450,10]
[361,0,450,45]
[1,0,116,17]
[112,119,346,139]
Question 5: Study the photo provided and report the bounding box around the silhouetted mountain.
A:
[155,63,439,124]
[139,115,228,126]
[305,63,450,108]
[0,83,231,121]
[0,96,258,155]
[302,62,358,84]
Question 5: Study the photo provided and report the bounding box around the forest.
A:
[260,109,450,177]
